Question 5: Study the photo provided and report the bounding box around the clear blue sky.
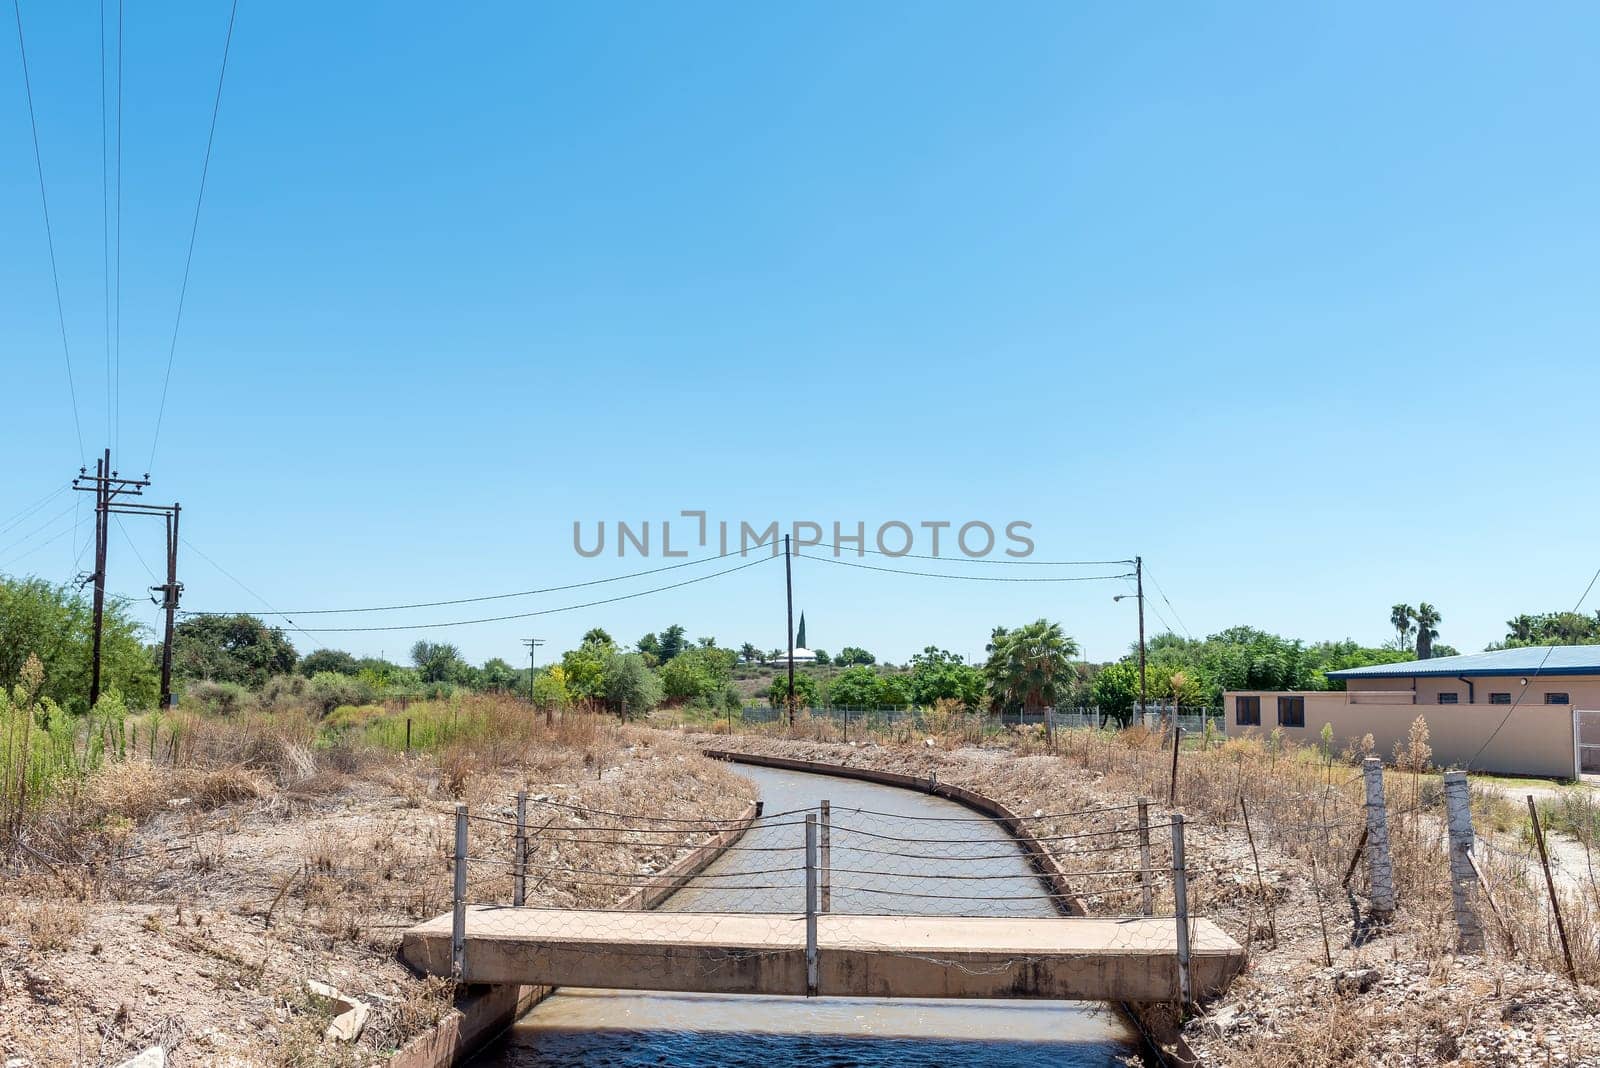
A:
[4,1,1598,667]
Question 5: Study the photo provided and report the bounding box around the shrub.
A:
[307,672,376,716]
[259,673,310,712]
[184,680,254,716]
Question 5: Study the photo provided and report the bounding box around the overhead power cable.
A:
[12,0,86,463]
[222,553,782,634]
[0,501,79,561]
[842,545,1134,566]
[196,546,771,617]
[801,555,1135,584]
[0,484,69,539]
[1146,567,1194,640]
[99,0,110,448]
[178,535,325,652]
[147,0,240,473]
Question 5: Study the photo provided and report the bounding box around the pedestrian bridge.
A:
[401,907,1245,1003]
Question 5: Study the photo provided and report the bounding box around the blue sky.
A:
[4,1,1598,667]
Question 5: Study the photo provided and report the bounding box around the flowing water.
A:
[467,763,1139,1066]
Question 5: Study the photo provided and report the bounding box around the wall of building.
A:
[1223,688,1581,778]
[1343,674,1600,708]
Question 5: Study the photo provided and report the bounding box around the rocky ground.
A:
[686,732,1600,1068]
[0,733,752,1067]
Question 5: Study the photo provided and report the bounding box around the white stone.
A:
[116,1049,165,1068]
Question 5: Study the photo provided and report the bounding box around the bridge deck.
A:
[402,907,1244,1002]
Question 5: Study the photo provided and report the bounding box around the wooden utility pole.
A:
[155,503,182,709]
[785,534,796,725]
[72,449,153,710]
[1135,555,1146,724]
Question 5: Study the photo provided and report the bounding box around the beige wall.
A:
[1223,687,1582,779]
[1344,674,1600,709]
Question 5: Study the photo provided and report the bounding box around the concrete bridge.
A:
[401,906,1245,1003]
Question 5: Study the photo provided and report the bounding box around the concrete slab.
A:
[402,908,1244,1003]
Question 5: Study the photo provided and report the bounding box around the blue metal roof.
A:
[1327,646,1600,680]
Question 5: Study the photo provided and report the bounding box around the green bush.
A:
[259,673,309,712]
[308,672,376,716]
[185,680,254,716]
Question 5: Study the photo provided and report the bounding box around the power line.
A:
[801,555,1135,584]
[0,501,79,561]
[114,516,158,582]
[198,546,772,617]
[1467,563,1600,766]
[832,544,1133,566]
[225,553,782,634]
[12,0,86,463]
[99,0,111,449]
[1144,568,1193,640]
[0,484,69,538]
[148,0,240,473]
[113,0,123,454]
[178,535,323,652]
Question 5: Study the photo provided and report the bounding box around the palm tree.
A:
[739,642,760,664]
[1506,615,1536,644]
[984,619,1080,713]
[1414,603,1441,659]
[1390,604,1415,652]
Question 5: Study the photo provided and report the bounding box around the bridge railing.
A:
[442,790,1206,999]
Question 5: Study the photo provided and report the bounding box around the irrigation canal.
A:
[465,762,1140,1066]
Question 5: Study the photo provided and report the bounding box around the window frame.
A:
[1544,692,1570,705]
[1276,694,1305,728]
[1235,695,1261,727]
[1488,692,1511,705]
[1436,692,1459,705]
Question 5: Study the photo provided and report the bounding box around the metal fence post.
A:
[1361,757,1395,917]
[805,813,819,996]
[1442,771,1484,952]
[1170,813,1192,1005]
[513,790,528,907]
[1137,797,1153,916]
[819,800,832,913]
[452,803,468,979]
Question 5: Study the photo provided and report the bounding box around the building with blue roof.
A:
[1225,646,1600,779]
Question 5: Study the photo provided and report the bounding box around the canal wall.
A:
[389,799,764,1068]
[702,747,1198,1068]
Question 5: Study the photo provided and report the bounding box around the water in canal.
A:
[467,764,1139,1066]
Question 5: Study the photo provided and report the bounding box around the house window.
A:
[1489,692,1511,705]
[1235,695,1260,726]
[1277,695,1305,728]
[1437,693,1459,705]
[1545,692,1570,705]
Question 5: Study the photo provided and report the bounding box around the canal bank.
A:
[460,754,1148,1067]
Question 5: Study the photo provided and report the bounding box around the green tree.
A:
[874,673,912,709]
[659,646,736,705]
[531,665,571,709]
[1091,660,1141,726]
[812,649,831,666]
[173,613,298,690]
[0,576,157,713]
[796,613,807,649]
[1389,604,1415,652]
[410,640,467,684]
[601,650,663,720]
[836,646,876,666]
[481,657,518,691]
[658,624,689,662]
[907,647,985,710]
[299,648,358,677]
[826,665,880,709]
[767,671,821,710]
[1413,603,1441,659]
[582,627,614,647]
[984,619,1079,713]
[739,642,760,664]
[560,637,610,701]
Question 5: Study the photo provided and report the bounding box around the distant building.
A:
[785,647,818,666]
[1225,646,1600,779]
